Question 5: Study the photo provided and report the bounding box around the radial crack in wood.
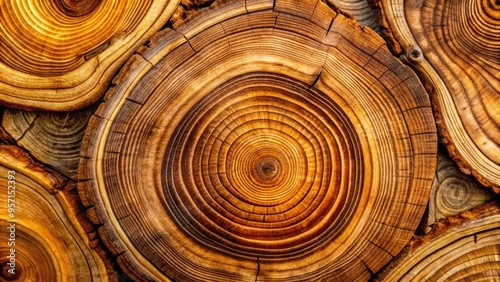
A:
[78,0,437,280]
[380,0,500,192]
[0,0,180,111]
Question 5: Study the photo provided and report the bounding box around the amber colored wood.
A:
[380,0,500,193]
[0,145,114,281]
[326,0,381,34]
[0,0,180,111]
[375,201,500,282]
[78,0,437,280]
[428,150,497,226]
[2,106,95,180]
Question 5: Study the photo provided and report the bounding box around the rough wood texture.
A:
[428,149,497,226]
[78,0,437,280]
[1,0,498,280]
[380,0,500,193]
[2,106,95,180]
[170,0,217,24]
[327,0,381,34]
[375,201,500,282]
[0,145,114,281]
[0,0,180,111]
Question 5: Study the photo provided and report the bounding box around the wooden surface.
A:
[79,0,436,280]
[0,0,498,281]
[0,145,113,281]
[375,201,500,281]
[380,0,500,193]
[428,150,496,226]
[327,0,381,34]
[0,0,180,111]
[2,106,95,180]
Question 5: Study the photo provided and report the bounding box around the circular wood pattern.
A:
[0,0,180,111]
[0,145,110,281]
[428,151,496,224]
[78,0,437,280]
[375,202,500,282]
[327,0,381,34]
[381,0,500,192]
[3,107,94,179]
[163,75,363,258]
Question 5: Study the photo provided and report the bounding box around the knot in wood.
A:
[405,45,424,65]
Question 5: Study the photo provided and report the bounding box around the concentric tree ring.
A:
[381,0,500,192]
[79,0,437,280]
[375,203,500,282]
[0,146,109,281]
[163,76,362,257]
[0,0,180,111]
[428,152,497,224]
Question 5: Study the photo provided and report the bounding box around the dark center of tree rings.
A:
[256,157,280,180]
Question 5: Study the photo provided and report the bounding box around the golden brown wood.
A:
[0,0,180,111]
[375,201,500,282]
[78,0,437,280]
[0,145,114,281]
[2,106,95,180]
[3,0,497,280]
[380,0,500,193]
[326,0,381,34]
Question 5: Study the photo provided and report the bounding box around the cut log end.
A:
[375,201,500,282]
[382,0,500,191]
[78,0,437,280]
[0,145,114,281]
[0,0,180,111]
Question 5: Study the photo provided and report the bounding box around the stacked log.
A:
[2,107,95,179]
[375,202,500,281]
[0,0,498,281]
[428,151,496,226]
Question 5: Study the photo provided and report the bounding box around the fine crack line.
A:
[255,257,260,282]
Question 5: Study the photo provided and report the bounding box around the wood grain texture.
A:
[0,145,114,281]
[170,0,217,24]
[375,201,500,282]
[380,0,500,192]
[428,150,497,226]
[327,0,381,34]
[0,0,180,111]
[2,106,95,180]
[78,0,437,280]
[364,0,403,55]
